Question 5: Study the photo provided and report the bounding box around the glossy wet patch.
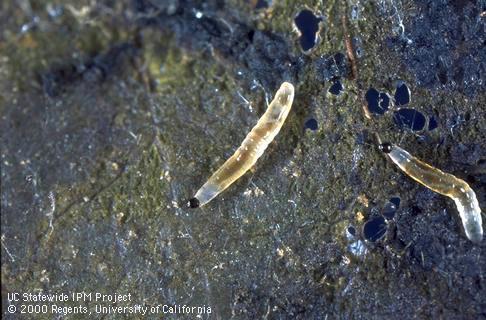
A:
[394,82,410,106]
[365,88,389,115]
[363,216,387,242]
[294,9,322,52]
[393,108,426,131]
[389,197,401,208]
[383,197,400,220]
[329,80,344,95]
[254,0,269,9]
[347,226,356,237]
[305,118,318,131]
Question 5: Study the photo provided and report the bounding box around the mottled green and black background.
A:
[1,0,485,319]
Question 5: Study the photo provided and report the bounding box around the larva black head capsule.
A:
[187,197,200,208]
[379,142,393,154]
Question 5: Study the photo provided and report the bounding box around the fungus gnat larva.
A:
[379,143,483,243]
[188,82,295,208]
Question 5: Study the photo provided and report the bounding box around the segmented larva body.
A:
[379,143,483,243]
[189,82,295,208]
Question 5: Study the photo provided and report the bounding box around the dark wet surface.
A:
[1,1,485,319]
[385,0,485,97]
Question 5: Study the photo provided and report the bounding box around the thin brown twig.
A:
[342,14,358,81]
[342,13,372,120]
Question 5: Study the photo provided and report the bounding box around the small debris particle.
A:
[357,194,369,207]
[356,211,365,222]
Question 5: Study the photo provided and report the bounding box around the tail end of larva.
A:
[455,195,483,243]
[464,221,483,244]
[467,231,483,244]
[187,197,200,209]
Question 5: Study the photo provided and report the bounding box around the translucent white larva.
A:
[379,143,483,243]
[188,82,295,208]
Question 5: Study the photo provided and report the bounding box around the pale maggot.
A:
[189,82,295,208]
[379,143,483,243]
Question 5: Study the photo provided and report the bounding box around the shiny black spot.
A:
[379,143,392,153]
[255,0,269,9]
[294,10,322,51]
[305,118,318,131]
[383,198,400,220]
[348,226,356,236]
[394,82,410,106]
[247,30,255,42]
[363,216,387,242]
[365,88,389,115]
[188,198,200,208]
[389,197,401,207]
[329,80,344,95]
[393,108,426,131]
[428,116,438,130]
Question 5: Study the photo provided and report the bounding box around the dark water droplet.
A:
[329,80,344,95]
[294,10,322,51]
[305,118,318,131]
[428,116,438,130]
[394,82,410,106]
[383,197,400,220]
[389,197,400,207]
[254,0,269,9]
[365,88,388,115]
[348,226,356,236]
[393,108,426,131]
[363,216,387,242]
